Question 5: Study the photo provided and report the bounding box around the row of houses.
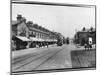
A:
[74,27,96,46]
[11,15,63,50]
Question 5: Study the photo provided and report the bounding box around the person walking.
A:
[84,43,87,50]
[88,37,92,50]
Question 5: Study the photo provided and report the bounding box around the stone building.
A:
[11,15,58,50]
[11,15,31,50]
[74,28,96,46]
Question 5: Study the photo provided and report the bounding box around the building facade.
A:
[11,15,59,50]
[74,28,96,46]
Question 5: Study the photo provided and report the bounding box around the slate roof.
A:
[11,20,21,26]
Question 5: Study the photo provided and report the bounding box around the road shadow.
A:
[71,49,96,68]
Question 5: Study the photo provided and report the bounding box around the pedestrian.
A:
[88,37,92,50]
[89,41,92,50]
[84,43,87,50]
[47,42,48,48]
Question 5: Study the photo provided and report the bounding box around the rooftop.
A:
[12,20,20,25]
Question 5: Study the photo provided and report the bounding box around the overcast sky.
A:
[12,3,95,38]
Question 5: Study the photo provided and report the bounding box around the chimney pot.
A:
[17,14,22,21]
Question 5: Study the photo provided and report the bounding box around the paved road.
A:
[12,44,77,72]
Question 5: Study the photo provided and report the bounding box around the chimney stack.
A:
[17,14,22,21]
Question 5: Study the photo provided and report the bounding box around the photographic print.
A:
[11,0,96,74]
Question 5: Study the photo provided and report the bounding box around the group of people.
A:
[30,41,57,48]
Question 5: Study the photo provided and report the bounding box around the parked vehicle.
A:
[57,38,63,46]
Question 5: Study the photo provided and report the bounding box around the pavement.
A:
[11,43,96,73]
[12,44,57,59]
[71,49,96,68]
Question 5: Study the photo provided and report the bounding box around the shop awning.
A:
[16,36,31,41]
[46,39,57,42]
[37,38,44,41]
[44,39,53,42]
[53,39,57,42]
[30,37,38,41]
[30,37,44,42]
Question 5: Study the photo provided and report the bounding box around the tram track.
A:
[12,53,39,65]
[12,47,64,72]
[32,47,65,70]
[12,48,52,71]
